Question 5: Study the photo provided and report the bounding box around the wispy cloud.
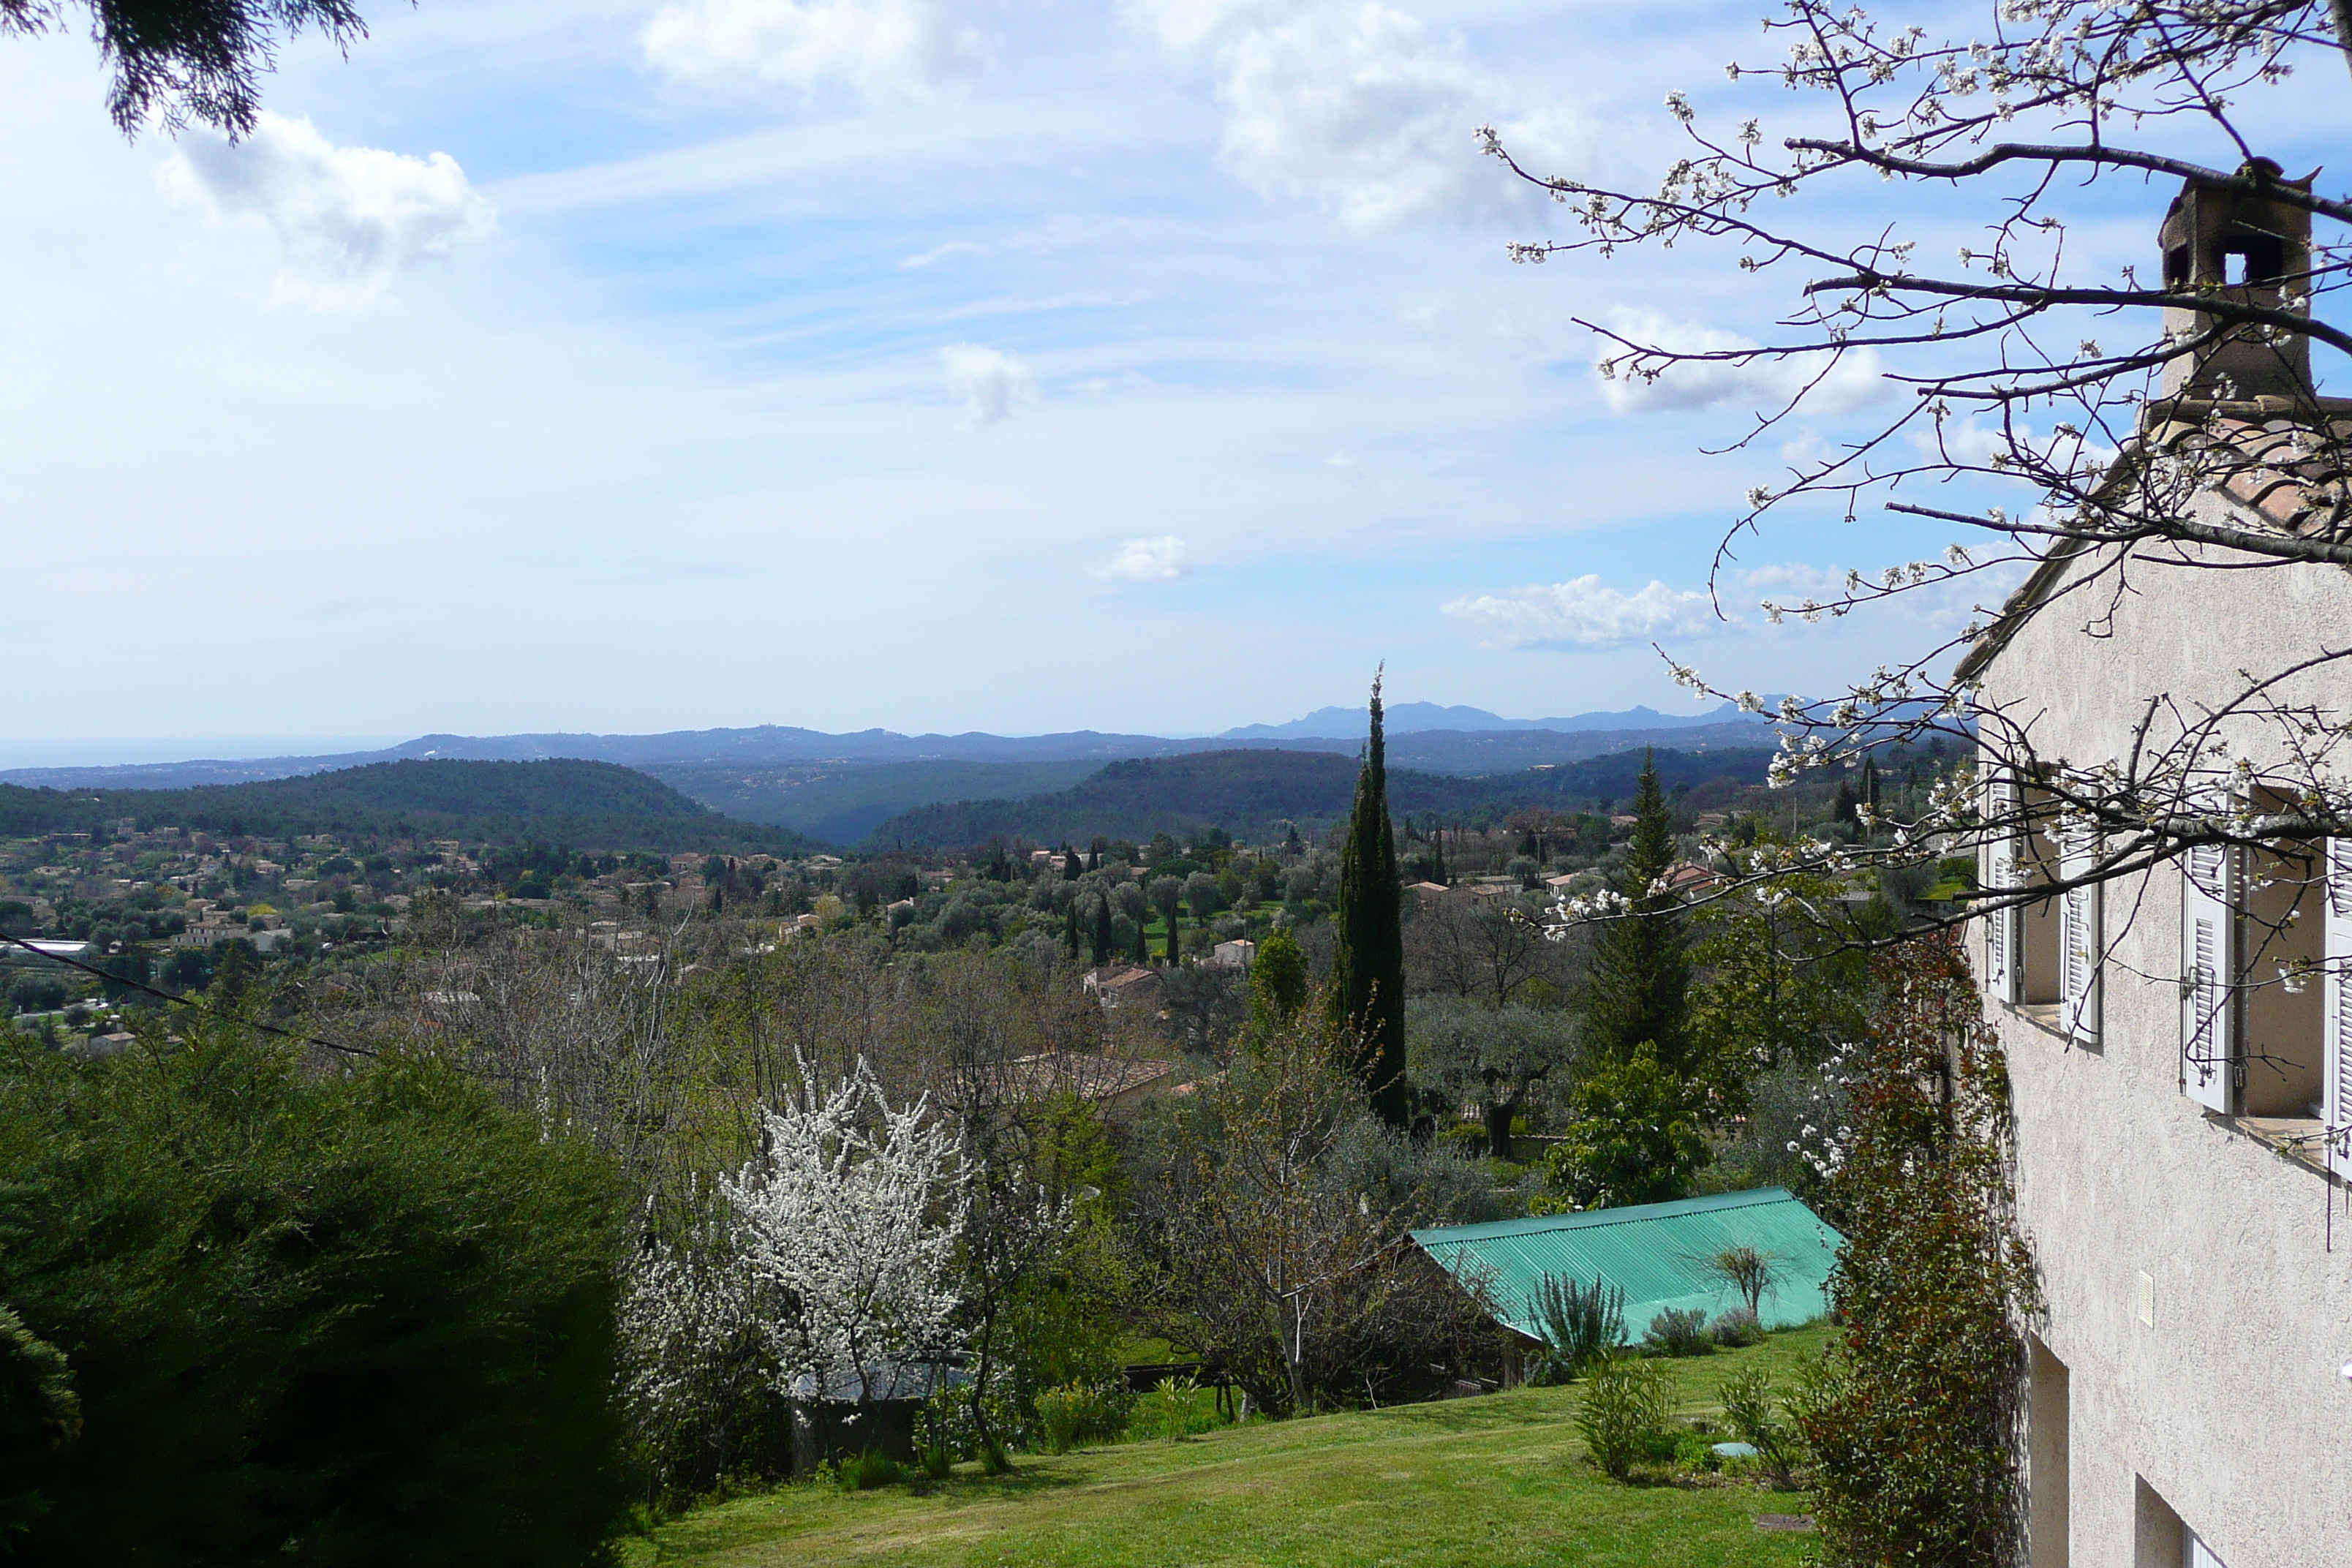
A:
[1596,306,1884,415]
[939,343,1036,425]
[1096,536,1190,581]
[1442,574,1727,649]
[642,0,988,102]
[159,113,492,308]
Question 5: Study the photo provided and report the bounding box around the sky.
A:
[1,0,2341,750]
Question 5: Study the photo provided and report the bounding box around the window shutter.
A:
[1983,774,2024,1003]
[2326,839,2352,1178]
[2059,826,2101,1046]
[2181,839,2236,1112]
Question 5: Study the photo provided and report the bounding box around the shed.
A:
[1410,1187,1842,1346]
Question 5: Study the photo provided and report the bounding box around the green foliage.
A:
[1716,1365,1802,1490]
[1525,1274,1623,1384]
[1330,676,1406,1127]
[1541,1045,1711,1209]
[864,747,1779,851]
[1247,927,1310,1039]
[1792,935,2038,1568]
[1128,1374,1216,1443]
[837,1451,905,1490]
[0,760,808,854]
[1579,752,1691,1071]
[1708,1308,1763,1349]
[1575,1357,1671,1482]
[1684,845,1872,1113]
[1033,1380,1137,1454]
[0,1303,80,1548]
[1404,997,1578,1161]
[0,1023,628,1567]
[1640,1308,1713,1357]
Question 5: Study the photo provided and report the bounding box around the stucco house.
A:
[1957,168,2352,1567]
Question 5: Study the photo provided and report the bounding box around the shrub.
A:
[1643,1307,1714,1357]
[837,1450,905,1490]
[1718,1365,1805,1490]
[1525,1273,1625,1384]
[1576,1358,1671,1481]
[1033,1380,1134,1454]
[1709,1307,1763,1347]
[1129,1374,1217,1443]
[0,1024,627,1567]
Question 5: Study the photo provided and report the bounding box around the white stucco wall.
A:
[1974,532,2352,1567]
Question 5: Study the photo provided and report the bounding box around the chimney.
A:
[2159,158,2316,402]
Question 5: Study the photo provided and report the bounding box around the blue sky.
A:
[1,0,2338,747]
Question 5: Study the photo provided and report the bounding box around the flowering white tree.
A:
[617,1202,775,1495]
[721,1055,970,1406]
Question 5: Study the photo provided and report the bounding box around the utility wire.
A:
[0,929,377,1059]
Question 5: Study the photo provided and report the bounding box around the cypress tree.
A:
[1064,899,1079,960]
[1130,907,1149,965]
[1330,671,1408,1127]
[1431,823,1448,886]
[1090,894,1112,966]
[1580,748,1692,1071]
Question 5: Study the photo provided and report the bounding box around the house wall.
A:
[1975,534,2352,1568]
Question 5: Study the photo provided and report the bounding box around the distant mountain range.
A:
[1217,701,1751,740]
[0,703,1771,791]
[0,705,1784,845]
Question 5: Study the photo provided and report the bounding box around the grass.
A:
[621,1325,1829,1568]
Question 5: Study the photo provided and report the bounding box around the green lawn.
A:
[622,1326,1829,1568]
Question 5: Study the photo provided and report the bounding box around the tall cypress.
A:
[1330,671,1408,1127]
[1090,893,1112,966]
[1581,748,1692,1071]
[1431,823,1448,886]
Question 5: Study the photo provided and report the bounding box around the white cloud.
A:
[160,113,493,308]
[1442,574,1728,649]
[1596,306,1884,415]
[642,0,987,101]
[1097,535,1191,581]
[939,342,1036,424]
[1127,0,1286,50]
[1155,1,1580,230]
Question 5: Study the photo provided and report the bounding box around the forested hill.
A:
[864,746,1779,848]
[0,760,817,854]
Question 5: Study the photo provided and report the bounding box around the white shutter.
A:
[2059,826,2101,1046]
[2325,839,2352,1177]
[2181,840,2236,1112]
[1983,774,2023,1003]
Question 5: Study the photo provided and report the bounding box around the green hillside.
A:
[864,747,1778,848]
[646,759,1101,842]
[0,759,816,855]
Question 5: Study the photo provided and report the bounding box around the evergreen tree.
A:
[1328,672,1408,1127]
[1580,749,1692,1072]
[1062,848,1082,881]
[1129,908,1149,966]
[1064,900,1079,960]
[1090,894,1112,967]
[1430,824,1447,886]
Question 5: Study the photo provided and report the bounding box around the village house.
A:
[1959,169,2352,1568]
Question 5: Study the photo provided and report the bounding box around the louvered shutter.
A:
[2181,839,2235,1112]
[2059,826,2101,1045]
[1982,774,2023,1003]
[2325,839,2352,1177]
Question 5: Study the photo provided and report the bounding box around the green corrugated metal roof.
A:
[1411,1187,1844,1343]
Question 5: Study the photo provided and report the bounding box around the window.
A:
[1981,771,2071,1020]
[2177,788,2344,1142]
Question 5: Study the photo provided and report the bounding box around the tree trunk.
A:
[1484,1094,1520,1162]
